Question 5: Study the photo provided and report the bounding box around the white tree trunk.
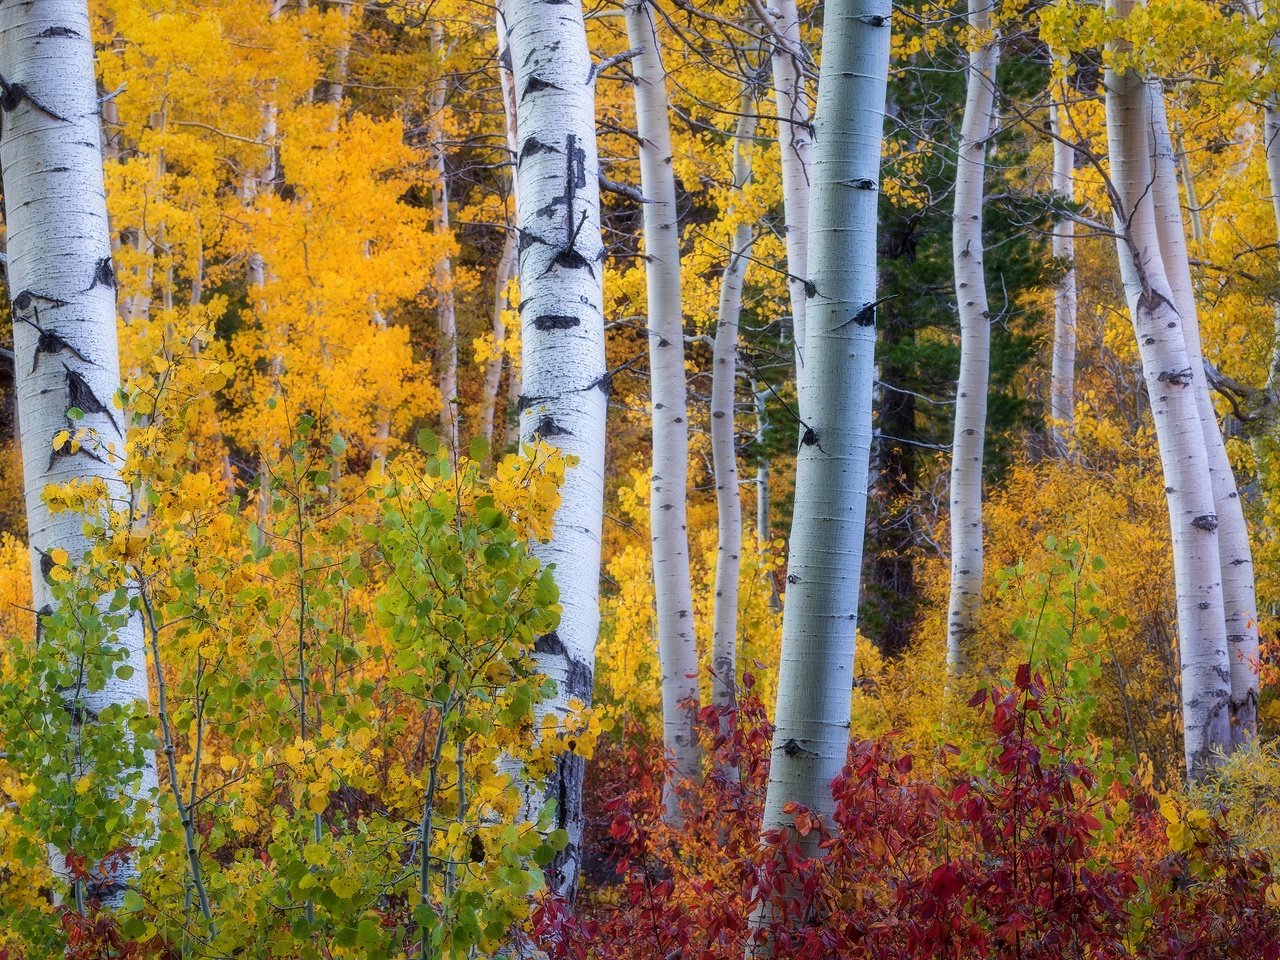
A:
[757,0,891,854]
[0,0,158,906]
[945,2,999,675]
[711,96,757,712]
[1049,95,1077,455]
[505,0,607,898]
[754,382,771,544]
[754,0,812,380]
[1147,85,1259,746]
[1102,21,1230,779]
[429,23,459,449]
[623,0,701,816]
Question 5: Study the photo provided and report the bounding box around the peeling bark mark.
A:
[48,443,104,470]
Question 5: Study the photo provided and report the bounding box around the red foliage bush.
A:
[534,669,1280,960]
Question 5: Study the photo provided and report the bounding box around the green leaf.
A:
[123,889,144,912]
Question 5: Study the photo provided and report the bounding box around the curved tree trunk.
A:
[1102,9,1230,779]
[0,0,158,907]
[754,0,812,381]
[1048,93,1077,455]
[756,0,891,860]
[945,0,999,675]
[623,0,701,818]
[1147,85,1259,745]
[505,0,608,899]
[711,93,757,714]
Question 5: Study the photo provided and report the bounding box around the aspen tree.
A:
[1146,86,1259,745]
[751,0,812,378]
[1048,92,1077,454]
[505,0,608,896]
[0,0,158,905]
[945,0,999,674]
[1103,1,1231,778]
[623,0,701,817]
[429,24,459,448]
[756,0,891,857]
[711,92,758,714]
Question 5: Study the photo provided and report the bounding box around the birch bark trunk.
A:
[711,94,757,713]
[1102,12,1231,778]
[505,0,608,898]
[623,0,701,817]
[945,0,999,674]
[0,0,159,906]
[1147,85,1259,745]
[429,24,458,448]
[1049,94,1077,455]
[755,0,891,857]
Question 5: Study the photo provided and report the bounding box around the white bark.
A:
[623,0,701,815]
[1147,85,1259,746]
[757,0,891,852]
[711,95,757,712]
[505,0,607,898]
[429,24,458,449]
[0,0,158,906]
[1102,26,1230,779]
[754,0,812,380]
[1049,96,1077,455]
[945,1,999,675]
[754,382,771,544]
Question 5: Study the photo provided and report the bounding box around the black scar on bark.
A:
[65,703,101,726]
[32,329,88,373]
[1192,514,1219,532]
[12,290,69,312]
[519,136,560,163]
[781,738,802,757]
[518,229,549,254]
[65,364,120,435]
[34,603,52,647]
[565,657,593,700]
[533,314,580,331]
[1157,367,1193,386]
[532,416,571,438]
[35,546,55,583]
[801,426,819,446]
[38,25,81,38]
[0,72,67,122]
[534,631,567,656]
[88,257,116,291]
[522,75,563,101]
[849,302,877,327]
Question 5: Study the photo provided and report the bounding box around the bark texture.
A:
[945,0,999,675]
[623,0,701,816]
[505,0,608,898]
[0,0,158,906]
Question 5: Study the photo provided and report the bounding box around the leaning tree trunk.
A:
[756,0,891,864]
[945,0,999,676]
[623,0,701,818]
[505,0,608,899]
[1048,91,1077,455]
[1147,85,1259,745]
[0,0,158,907]
[753,0,812,381]
[1102,6,1230,779]
[711,93,757,714]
